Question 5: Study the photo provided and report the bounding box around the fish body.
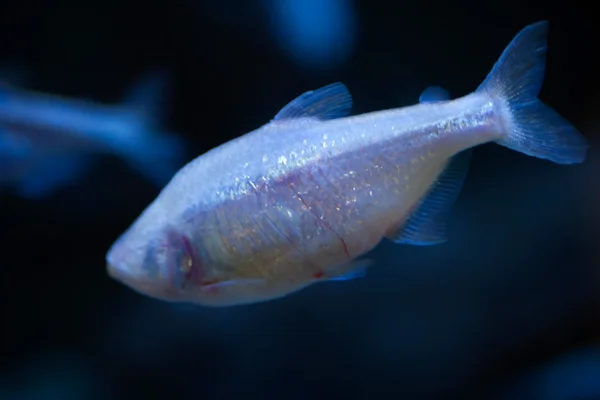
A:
[0,71,185,198]
[107,22,588,306]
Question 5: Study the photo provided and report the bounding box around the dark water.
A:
[1,0,599,399]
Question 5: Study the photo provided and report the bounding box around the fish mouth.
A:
[106,262,138,287]
[107,262,157,295]
[105,241,145,288]
[106,261,149,289]
[106,262,127,281]
[106,262,182,302]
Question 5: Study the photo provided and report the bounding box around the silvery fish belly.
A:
[106,21,588,307]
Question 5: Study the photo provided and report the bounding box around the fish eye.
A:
[144,232,200,291]
[172,234,205,291]
[170,248,192,288]
[178,250,193,275]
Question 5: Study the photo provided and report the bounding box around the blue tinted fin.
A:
[476,21,588,164]
[274,82,352,121]
[419,86,450,103]
[389,150,472,245]
[122,132,186,188]
[17,154,92,199]
[122,69,170,128]
[321,259,372,282]
[327,266,367,281]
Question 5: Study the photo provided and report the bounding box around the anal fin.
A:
[388,149,472,245]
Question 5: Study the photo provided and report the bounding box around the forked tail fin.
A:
[476,21,588,164]
[124,131,187,188]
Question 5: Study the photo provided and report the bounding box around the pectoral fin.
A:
[314,259,372,283]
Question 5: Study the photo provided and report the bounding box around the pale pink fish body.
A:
[106,21,588,306]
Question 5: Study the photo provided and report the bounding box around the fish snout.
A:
[105,240,144,286]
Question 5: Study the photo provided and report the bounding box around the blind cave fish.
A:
[106,21,588,306]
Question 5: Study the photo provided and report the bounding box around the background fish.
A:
[192,0,357,70]
[0,70,186,198]
[106,21,587,307]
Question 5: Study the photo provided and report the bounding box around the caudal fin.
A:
[476,21,588,164]
[124,132,187,188]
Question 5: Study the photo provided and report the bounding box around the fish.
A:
[0,70,186,198]
[106,21,588,307]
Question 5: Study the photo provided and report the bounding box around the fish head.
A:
[106,214,201,302]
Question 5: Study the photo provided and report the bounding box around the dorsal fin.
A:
[419,86,450,103]
[387,149,472,245]
[274,82,352,121]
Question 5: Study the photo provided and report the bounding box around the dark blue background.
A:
[1,0,599,399]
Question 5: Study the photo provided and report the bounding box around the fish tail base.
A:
[476,21,588,164]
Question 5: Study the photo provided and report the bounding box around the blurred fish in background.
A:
[0,350,107,400]
[492,344,600,399]
[193,0,357,70]
[0,68,187,198]
[267,0,357,69]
